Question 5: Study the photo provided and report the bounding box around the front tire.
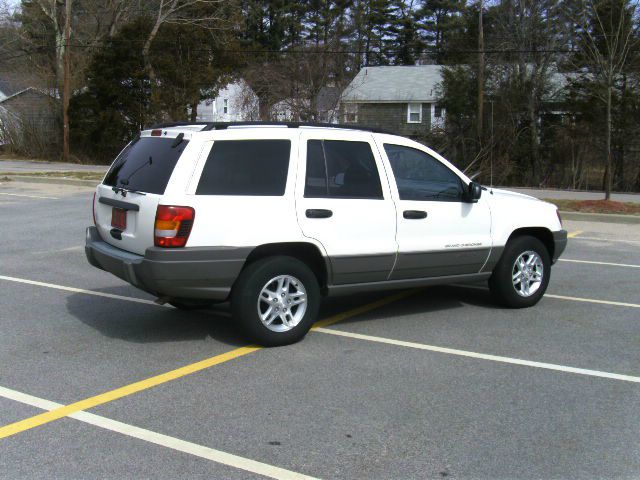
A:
[489,235,551,308]
[231,256,320,347]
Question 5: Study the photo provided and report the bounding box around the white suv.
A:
[86,122,567,346]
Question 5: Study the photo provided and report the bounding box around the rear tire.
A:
[489,235,551,308]
[231,256,320,347]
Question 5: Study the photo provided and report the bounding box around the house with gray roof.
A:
[340,65,579,138]
[0,87,60,147]
[0,77,27,102]
[340,65,446,138]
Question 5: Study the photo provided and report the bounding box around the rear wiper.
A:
[117,155,153,190]
[112,185,146,197]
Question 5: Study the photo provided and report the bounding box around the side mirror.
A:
[465,181,482,203]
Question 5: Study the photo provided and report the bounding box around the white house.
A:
[194,79,259,123]
[270,86,341,123]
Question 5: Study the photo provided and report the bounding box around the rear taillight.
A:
[92,192,97,226]
[154,205,195,248]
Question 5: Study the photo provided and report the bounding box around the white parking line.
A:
[0,275,166,307]
[3,275,639,312]
[544,294,640,308]
[0,385,318,480]
[451,284,640,309]
[313,328,640,384]
[572,236,640,246]
[0,192,59,200]
[559,258,640,268]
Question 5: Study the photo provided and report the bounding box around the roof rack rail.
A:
[147,121,212,129]
[146,121,394,135]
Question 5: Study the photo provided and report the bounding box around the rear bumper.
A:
[552,229,568,264]
[85,227,251,301]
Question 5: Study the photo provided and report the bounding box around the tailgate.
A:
[95,134,190,255]
[94,186,160,255]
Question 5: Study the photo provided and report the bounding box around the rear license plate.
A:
[111,207,127,230]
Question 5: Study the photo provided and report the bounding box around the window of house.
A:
[223,98,229,114]
[407,103,422,123]
[344,103,358,123]
[434,104,443,118]
[196,140,290,196]
[383,144,463,201]
[304,140,383,199]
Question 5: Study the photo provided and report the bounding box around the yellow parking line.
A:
[0,290,418,440]
[568,230,583,238]
[0,346,260,440]
[312,289,420,329]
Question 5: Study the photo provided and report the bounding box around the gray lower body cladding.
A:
[552,230,568,263]
[391,248,492,280]
[85,227,568,301]
[330,254,396,284]
[85,227,250,301]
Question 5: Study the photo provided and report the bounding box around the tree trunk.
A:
[62,0,72,163]
[528,91,539,184]
[142,19,161,85]
[190,98,198,122]
[477,0,484,144]
[605,84,612,200]
[259,97,271,121]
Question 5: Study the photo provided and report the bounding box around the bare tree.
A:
[142,0,227,84]
[570,0,636,199]
[494,0,564,184]
[31,0,67,96]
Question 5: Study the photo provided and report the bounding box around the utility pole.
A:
[477,0,484,144]
[62,0,72,162]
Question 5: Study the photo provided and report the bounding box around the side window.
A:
[196,140,290,196]
[383,144,463,202]
[304,140,383,199]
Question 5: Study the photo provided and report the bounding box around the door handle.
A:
[306,209,333,219]
[403,210,427,219]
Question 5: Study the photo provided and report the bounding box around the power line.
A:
[0,42,577,63]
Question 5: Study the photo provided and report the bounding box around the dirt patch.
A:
[545,199,640,216]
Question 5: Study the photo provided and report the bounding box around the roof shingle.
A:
[341,65,444,103]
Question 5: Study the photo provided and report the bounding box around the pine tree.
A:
[388,0,423,65]
[417,0,466,63]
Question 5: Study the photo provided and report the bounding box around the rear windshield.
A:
[103,137,189,194]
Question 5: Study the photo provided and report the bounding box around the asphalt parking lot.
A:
[1,181,639,480]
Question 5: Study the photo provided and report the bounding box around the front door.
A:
[375,138,492,280]
[295,130,398,284]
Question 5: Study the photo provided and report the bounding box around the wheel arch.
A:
[241,242,330,291]
[507,227,555,260]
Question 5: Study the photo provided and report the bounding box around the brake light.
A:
[154,205,195,248]
[151,129,162,136]
[92,192,97,226]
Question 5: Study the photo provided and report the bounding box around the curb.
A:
[560,210,640,225]
[1,175,100,187]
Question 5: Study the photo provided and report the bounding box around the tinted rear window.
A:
[196,140,291,196]
[104,137,188,194]
[304,139,383,199]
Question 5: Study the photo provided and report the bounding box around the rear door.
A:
[295,130,398,284]
[94,134,192,255]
